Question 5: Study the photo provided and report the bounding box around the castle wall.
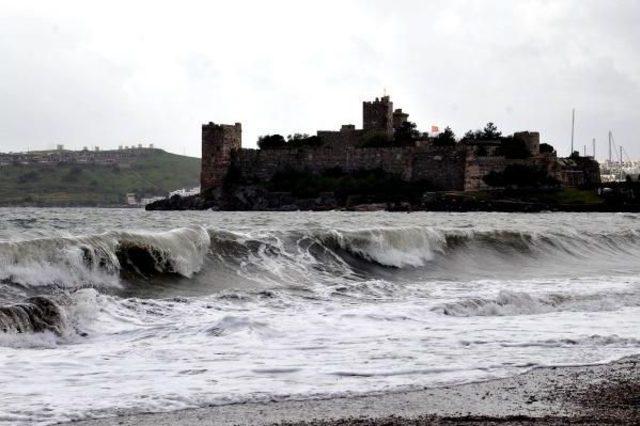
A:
[556,157,601,188]
[234,146,467,191]
[316,129,364,148]
[199,95,595,197]
[412,148,467,190]
[464,155,507,191]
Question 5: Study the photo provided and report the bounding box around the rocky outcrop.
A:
[145,194,216,210]
[145,188,339,211]
[147,186,640,213]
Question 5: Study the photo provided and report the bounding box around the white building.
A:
[168,186,200,198]
[125,193,137,205]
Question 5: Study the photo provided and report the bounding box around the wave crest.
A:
[433,289,640,317]
[4,225,640,294]
[0,227,210,289]
[0,296,66,334]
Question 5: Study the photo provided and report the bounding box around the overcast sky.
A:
[0,0,638,159]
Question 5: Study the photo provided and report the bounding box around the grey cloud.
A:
[0,0,637,158]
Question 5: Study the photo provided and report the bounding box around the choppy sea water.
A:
[1,208,640,425]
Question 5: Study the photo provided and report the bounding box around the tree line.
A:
[257,122,556,159]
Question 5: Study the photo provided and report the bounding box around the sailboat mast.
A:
[620,146,624,181]
[570,108,575,154]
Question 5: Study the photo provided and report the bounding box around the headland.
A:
[0,147,199,207]
[145,94,633,212]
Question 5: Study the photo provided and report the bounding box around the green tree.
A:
[462,129,482,141]
[257,134,287,149]
[287,133,310,141]
[394,121,420,145]
[433,126,456,146]
[539,143,555,154]
[482,122,502,139]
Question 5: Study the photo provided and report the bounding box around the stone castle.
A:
[201,95,599,196]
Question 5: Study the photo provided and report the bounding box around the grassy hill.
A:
[0,150,200,206]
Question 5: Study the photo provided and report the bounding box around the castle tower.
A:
[513,131,540,156]
[392,108,409,131]
[363,95,393,137]
[201,122,242,195]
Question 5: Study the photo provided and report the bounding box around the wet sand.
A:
[66,356,639,425]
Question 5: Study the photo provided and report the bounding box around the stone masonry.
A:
[363,95,394,138]
[200,95,600,196]
[200,122,241,194]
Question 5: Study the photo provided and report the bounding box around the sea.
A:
[1,208,639,424]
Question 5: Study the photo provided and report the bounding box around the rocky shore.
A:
[145,187,640,213]
[66,356,640,425]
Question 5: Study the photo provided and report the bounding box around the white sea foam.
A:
[432,289,640,317]
[2,209,640,425]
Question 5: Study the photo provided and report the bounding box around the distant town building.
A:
[600,159,640,182]
[0,145,159,168]
[169,187,200,198]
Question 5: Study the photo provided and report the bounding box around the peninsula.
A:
[0,147,200,207]
[148,95,610,212]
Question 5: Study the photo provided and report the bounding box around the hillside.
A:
[0,150,200,206]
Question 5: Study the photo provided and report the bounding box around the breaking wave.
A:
[0,296,66,334]
[0,226,210,289]
[0,288,101,346]
[2,224,640,339]
[206,226,640,273]
[3,225,640,292]
[432,289,640,317]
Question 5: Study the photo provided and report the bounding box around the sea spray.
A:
[2,209,640,425]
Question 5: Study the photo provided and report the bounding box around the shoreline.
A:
[144,189,640,213]
[65,356,640,425]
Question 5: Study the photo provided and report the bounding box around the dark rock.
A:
[145,194,217,211]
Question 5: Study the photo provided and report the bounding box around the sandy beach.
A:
[65,356,639,425]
